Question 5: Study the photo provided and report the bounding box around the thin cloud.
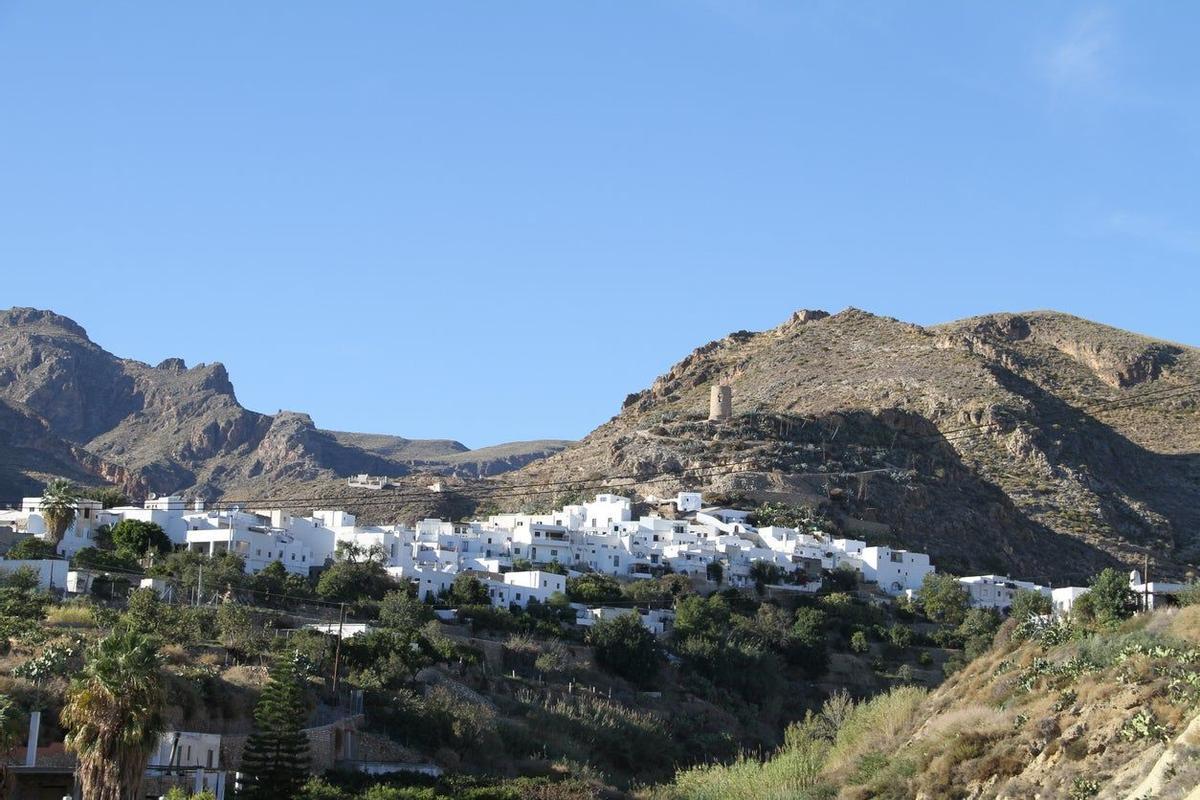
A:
[1041,9,1114,91]
[1105,211,1200,256]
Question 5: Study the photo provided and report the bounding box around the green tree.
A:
[378,589,433,631]
[706,561,724,585]
[77,487,129,509]
[958,607,1002,660]
[917,573,970,626]
[61,630,166,800]
[673,594,731,642]
[71,547,140,573]
[247,560,312,607]
[886,623,914,648]
[315,557,394,604]
[123,588,166,637]
[748,561,785,595]
[565,573,622,604]
[622,573,694,604]
[789,606,830,676]
[237,656,310,800]
[448,574,489,606]
[148,551,245,599]
[108,519,171,560]
[0,566,50,623]
[217,602,261,657]
[7,536,58,560]
[1080,568,1137,627]
[0,693,25,793]
[1010,589,1052,620]
[589,612,659,686]
[39,479,77,546]
[849,630,869,653]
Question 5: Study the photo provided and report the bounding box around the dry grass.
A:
[917,705,1009,741]
[1168,605,1200,644]
[44,602,97,628]
[823,686,927,773]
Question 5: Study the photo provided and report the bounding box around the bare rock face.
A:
[790,309,831,325]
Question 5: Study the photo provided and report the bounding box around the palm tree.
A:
[39,479,78,547]
[61,630,165,800]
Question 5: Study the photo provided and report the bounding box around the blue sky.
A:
[1,3,1196,446]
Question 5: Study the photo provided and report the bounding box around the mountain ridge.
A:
[0,306,570,501]
[503,306,1199,582]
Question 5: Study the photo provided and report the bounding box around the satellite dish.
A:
[148,492,158,500]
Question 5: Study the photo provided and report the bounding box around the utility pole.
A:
[331,602,347,696]
[196,564,203,607]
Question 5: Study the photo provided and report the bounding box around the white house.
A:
[853,546,933,594]
[1051,586,1090,617]
[959,575,1050,612]
[576,606,676,637]
[499,570,566,608]
[148,730,226,799]
[1129,570,1190,610]
[20,497,104,557]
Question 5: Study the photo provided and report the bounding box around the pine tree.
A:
[237,656,310,799]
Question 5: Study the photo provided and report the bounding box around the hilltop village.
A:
[3,485,1181,630]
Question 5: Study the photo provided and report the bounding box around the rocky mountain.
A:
[505,308,1200,583]
[0,307,569,502]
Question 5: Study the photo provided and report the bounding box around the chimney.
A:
[25,710,40,766]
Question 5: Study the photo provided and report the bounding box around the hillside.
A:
[505,308,1200,583]
[328,430,572,477]
[647,605,1200,800]
[0,307,570,501]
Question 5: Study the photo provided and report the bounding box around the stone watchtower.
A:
[708,383,732,422]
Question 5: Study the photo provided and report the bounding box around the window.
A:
[207,750,214,768]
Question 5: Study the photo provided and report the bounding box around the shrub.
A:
[7,537,58,560]
[1077,569,1136,628]
[589,612,659,687]
[108,519,171,558]
[917,574,969,626]
[565,574,622,604]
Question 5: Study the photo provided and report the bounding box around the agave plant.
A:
[39,479,78,547]
[61,630,165,800]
